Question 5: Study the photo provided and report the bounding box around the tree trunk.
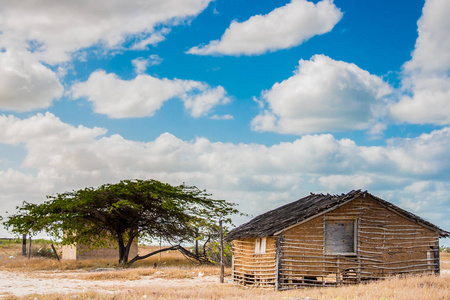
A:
[118,244,127,264]
[117,233,128,264]
[22,234,27,257]
[195,238,199,257]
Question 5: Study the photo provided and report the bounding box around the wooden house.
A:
[226,190,449,290]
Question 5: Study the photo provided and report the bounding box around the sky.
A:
[0,0,449,245]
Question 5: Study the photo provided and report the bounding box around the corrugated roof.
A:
[226,190,450,241]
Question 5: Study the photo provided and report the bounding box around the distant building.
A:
[226,190,449,290]
[62,241,138,260]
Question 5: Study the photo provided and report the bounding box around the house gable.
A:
[277,194,443,238]
[226,190,449,241]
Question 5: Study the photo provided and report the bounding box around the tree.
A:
[4,179,240,264]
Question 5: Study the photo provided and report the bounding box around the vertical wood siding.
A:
[277,196,440,289]
[231,196,440,290]
[232,237,277,287]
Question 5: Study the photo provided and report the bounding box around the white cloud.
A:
[383,127,450,176]
[71,70,230,118]
[132,58,150,75]
[403,0,450,76]
[187,0,342,56]
[251,55,392,134]
[130,28,171,50]
[0,0,212,64]
[0,51,64,112]
[210,114,234,120]
[0,0,211,113]
[0,113,449,236]
[182,86,230,118]
[148,54,163,66]
[318,174,373,191]
[132,55,163,74]
[0,112,106,146]
[390,0,450,125]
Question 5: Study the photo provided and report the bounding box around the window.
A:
[254,237,266,254]
[325,219,357,255]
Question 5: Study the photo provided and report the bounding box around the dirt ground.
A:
[0,243,449,299]
[0,243,226,299]
[0,270,222,298]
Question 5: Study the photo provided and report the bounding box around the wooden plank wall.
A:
[278,196,440,290]
[232,237,277,287]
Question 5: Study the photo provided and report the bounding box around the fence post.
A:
[51,244,60,261]
[28,236,32,259]
[22,234,27,257]
[219,218,224,283]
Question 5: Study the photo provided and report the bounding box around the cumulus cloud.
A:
[390,0,450,124]
[182,86,230,118]
[251,55,392,134]
[71,70,230,118]
[0,0,211,112]
[0,0,212,64]
[0,51,64,112]
[0,113,449,234]
[187,0,342,56]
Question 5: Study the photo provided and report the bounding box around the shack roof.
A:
[226,190,450,241]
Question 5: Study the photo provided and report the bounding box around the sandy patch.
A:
[0,270,220,298]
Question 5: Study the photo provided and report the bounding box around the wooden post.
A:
[336,258,341,285]
[28,236,32,259]
[51,244,60,261]
[159,236,162,261]
[275,235,281,291]
[195,231,199,257]
[22,234,27,257]
[219,218,224,283]
[231,245,235,284]
[434,240,440,275]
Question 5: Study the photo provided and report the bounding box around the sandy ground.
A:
[0,270,221,298]
[1,268,448,298]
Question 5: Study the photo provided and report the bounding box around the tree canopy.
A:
[4,179,240,264]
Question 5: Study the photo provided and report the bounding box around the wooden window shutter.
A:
[325,220,356,255]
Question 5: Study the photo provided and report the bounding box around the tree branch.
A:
[127,245,179,265]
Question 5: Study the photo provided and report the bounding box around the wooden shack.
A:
[226,190,449,290]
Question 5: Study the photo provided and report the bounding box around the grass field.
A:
[1,240,449,299]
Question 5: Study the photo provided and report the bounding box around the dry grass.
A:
[1,242,450,299]
[3,274,450,300]
[0,244,202,272]
[441,252,450,270]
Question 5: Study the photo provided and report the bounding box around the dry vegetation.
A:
[0,241,202,271]
[1,240,450,299]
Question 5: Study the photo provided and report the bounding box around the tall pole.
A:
[22,234,27,257]
[219,218,224,283]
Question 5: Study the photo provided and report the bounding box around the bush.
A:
[31,244,58,259]
[205,241,233,266]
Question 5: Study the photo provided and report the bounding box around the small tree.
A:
[4,179,240,264]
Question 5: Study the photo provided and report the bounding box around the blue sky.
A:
[0,0,449,244]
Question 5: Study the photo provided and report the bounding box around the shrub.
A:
[31,244,59,259]
[205,240,232,266]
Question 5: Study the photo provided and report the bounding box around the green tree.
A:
[4,179,240,264]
